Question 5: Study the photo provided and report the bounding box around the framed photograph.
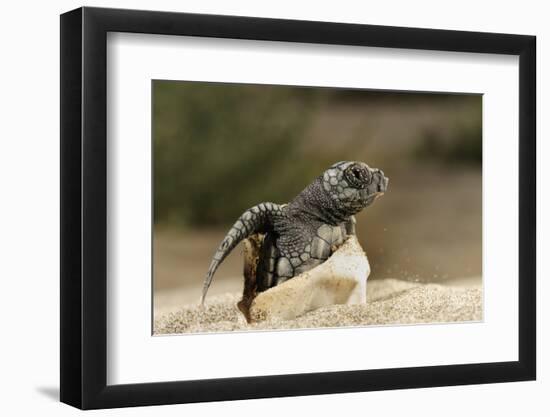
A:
[60,6,536,409]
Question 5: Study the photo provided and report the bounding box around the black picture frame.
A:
[60,6,536,410]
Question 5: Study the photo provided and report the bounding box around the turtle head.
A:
[321,161,389,216]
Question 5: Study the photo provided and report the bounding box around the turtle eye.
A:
[345,165,369,188]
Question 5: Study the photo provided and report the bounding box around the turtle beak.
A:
[370,169,389,193]
[376,170,389,193]
[363,169,388,203]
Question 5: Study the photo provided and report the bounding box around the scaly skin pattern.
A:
[200,161,389,304]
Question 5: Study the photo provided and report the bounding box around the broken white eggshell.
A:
[249,236,370,321]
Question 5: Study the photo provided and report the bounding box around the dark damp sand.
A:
[154,278,482,335]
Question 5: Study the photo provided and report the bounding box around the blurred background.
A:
[153,80,482,314]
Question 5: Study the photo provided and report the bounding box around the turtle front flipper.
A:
[200,202,282,305]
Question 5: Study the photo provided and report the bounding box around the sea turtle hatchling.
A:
[200,161,389,320]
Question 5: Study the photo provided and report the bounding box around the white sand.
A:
[154,278,482,334]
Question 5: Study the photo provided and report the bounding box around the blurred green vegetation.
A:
[413,101,482,166]
[154,82,327,226]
